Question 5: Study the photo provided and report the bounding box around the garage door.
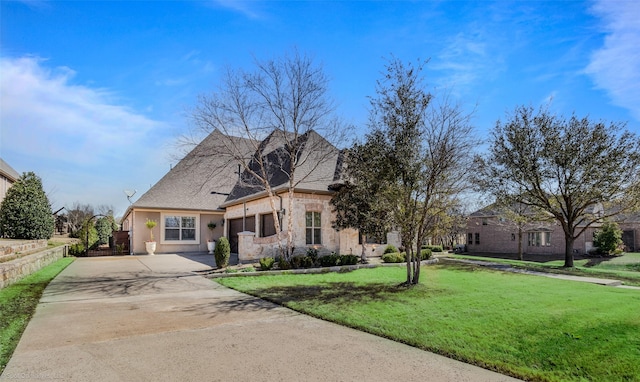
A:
[228,216,255,254]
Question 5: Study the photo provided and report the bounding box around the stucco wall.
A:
[126,209,224,255]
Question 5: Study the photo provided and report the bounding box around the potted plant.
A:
[207,221,217,254]
[145,219,157,255]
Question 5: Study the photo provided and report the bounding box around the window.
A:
[359,232,387,245]
[305,211,321,245]
[260,213,276,237]
[511,233,516,241]
[162,214,198,243]
[527,231,551,247]
[467,233,473,245]
[475,233,480,245]
[482,218,488,225]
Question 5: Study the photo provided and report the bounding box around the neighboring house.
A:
[615,212,640,252]
[123,129,399,260]
[0,158,20,205]
[466,203,640,255]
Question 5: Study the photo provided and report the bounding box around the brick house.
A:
[466,203,640,256]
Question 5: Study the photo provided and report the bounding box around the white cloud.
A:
[585,0,640,121]
[0,56,165,164]
[0,56,171,214]
[432,29,504,93]
[209,0,263,19]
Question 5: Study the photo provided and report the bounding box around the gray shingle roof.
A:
[131,129,253,211]
[224,129,341,203]
[0,158,20,182]
[131,129,342,212]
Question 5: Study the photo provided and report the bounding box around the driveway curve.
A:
[2,255,520,382]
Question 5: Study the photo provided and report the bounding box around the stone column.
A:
[237,231,256,263]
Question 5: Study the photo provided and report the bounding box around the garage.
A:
[228,216,255,254]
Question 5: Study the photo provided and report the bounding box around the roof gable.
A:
[0,158,20,182]
[226,129,341,202]
[131,129,252,211]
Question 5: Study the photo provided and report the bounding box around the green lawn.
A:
[217,264,640,382]
[454,252,640,286]
[0,257,74,374]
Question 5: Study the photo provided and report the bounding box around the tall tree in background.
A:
[0,172,54,239]
[474,105,640,267]
[191,50,349,259]
[330,130,392,262]
[95,215,118,245]
[65,202,95,235]
[355,58,475,285]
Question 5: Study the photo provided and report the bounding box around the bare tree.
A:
[65,202,95,235]
[363,58,476,285]
[474,105,640,267]
[190,51,350,259]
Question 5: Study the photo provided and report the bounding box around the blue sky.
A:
[1,0,639,217]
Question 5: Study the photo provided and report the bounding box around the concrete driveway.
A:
[2,255,520,381]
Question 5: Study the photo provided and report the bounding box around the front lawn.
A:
[0,257,74,374]
[455,252,640,286]
[217,264,640,382]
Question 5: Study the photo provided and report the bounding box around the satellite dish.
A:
[123,189,137,204]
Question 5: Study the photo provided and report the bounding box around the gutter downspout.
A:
[130,210,135,255]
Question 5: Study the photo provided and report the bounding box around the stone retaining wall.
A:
[0,245,68,289]
[0,239,48,257]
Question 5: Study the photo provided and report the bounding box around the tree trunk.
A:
[564,235,575,268]
[286,188,295,260]
[413,251,421,284]
[405,250,412,284]
[361,242,367,263]
[517,228,523,261]
[267,192,286,259]
[404,249,420,285]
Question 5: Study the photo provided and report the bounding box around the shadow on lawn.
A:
[247,280,445,307]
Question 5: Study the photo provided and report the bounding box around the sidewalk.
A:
[2,255,520,382]
[442,257,640,289]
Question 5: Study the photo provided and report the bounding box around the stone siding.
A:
[232,192,403,262]
[0,239,48,258]
[0,245,67,289]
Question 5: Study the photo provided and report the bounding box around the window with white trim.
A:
[162,214,198,243]
[305,211,321,245]
[527,231,551,247]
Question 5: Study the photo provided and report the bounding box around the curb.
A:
[203,258,439,279]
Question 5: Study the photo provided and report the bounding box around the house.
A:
[0,158,20,205]
[615,212,640,252]
[122,129,398,260]
[466,203,640,255]
[121,129,249,255]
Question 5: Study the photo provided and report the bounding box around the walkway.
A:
[2,254,520,382]
[442,257,640,289]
